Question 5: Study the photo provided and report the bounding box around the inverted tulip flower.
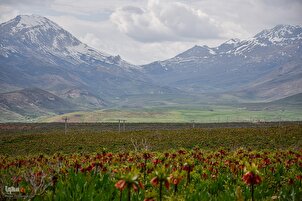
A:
[115,169,143,201]
[169,170,184,194]
[150,166,170,201]
[242,163,262,201]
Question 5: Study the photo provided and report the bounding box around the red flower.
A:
[139,181,144,189]
[172,178,180,185]
[143,153,151,159]
[183,164,193,172]
[165,180,170,189]
[150,177,159,186]
[115,180,126,191]
[144,198,156,201]
[13,176,22,184]
[152,159,161,165]
[132,183,138,192]
[19,187,26,194]
[178,150,186,155]
[242,172,261,186]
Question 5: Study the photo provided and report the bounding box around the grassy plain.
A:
[40,106,302,123]
[0,123,301,156]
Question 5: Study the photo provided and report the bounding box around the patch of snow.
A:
[269,36,283,43]
[208,49,217,55]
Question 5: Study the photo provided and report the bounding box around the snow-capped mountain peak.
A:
[175,45,216,59]
[0,15,81,51]
[0,15,140,69]
[14,15,59,30]
[254,24,302,44]
[223,38,241,45]
[1,15,82,48]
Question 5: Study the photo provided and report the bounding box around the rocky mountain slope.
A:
[0,15,174,105]
[142,25,302,100]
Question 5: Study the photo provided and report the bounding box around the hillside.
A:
[272,93,302,105]
[142,25,302,101]
[0,88,76,119]
[241,93,302,111]
[0,15,176,103]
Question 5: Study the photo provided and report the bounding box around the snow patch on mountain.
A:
[224,38,241,45]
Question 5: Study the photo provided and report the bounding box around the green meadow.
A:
[41,106,302,123]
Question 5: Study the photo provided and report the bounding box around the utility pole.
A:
[63,117,68,134]
[118,119,121,133]
[191,120,195,128]
[122,120,126,131]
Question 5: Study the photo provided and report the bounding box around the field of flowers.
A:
[0,123,301,200]
[1,148,302,200]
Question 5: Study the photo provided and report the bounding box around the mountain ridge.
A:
[0,15,301,121]
[142,24,302,100]
[0,15,175,101]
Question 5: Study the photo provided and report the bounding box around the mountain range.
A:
[0,15,301,121]
[143,25,302,100]
[0,15,174,102]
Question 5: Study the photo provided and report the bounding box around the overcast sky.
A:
[1,0,302,65]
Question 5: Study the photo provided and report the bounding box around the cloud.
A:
[50,0,147,16]
[0,0,53,6]
[110,0,223,42]
[188,0,302,39]
[79,33,102,49]
[0,5,20,23]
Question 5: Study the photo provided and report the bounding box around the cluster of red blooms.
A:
[150,176,169,189]
[242,171,262,186]
[115,179,144,192]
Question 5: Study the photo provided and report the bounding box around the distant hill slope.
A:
[0,88,76,118]
[271,93,302,105]
[242,93,302,111]
[0,106,27,122]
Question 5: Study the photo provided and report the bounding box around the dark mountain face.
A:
[0,88,76,118]
[0,15,174,104]
[142,25,302,100]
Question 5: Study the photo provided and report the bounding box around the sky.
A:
[0,0,302,65]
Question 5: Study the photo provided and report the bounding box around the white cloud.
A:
[110,0,223,42]
[79,33,102,49]
[188,0,302,39]
[0,5,20,23]
[51,0,147,16]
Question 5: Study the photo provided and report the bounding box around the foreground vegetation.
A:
[1,148,301,200]
[0,123,301,200]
